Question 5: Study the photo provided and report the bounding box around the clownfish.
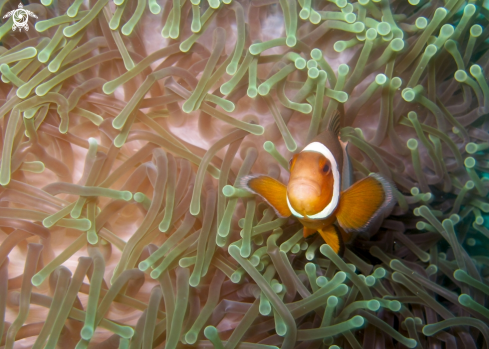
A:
[241,113,394,256]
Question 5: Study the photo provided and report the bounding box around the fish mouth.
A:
[287,178,322,215]
[287,177,321,197]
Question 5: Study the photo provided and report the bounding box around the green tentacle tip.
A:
[328,296,339,306]
[373,267,386,278]
[247,87,257,98]
[119,328,134,340]
[305,262,315,273]
[402,88,416,102]
[367,299,380,311]
[22,47,37,59]
[391,38,405,51]
[258,85,270,96]
[353,22,365,33]
[391,77,402,88]
[350,315,365,327]
[271,282,283,293]
[454,70,467,82]
[345,13,356,23]
[390,300,402,311]
[308,67,319,79]
[309,10,321,24]
[138,260,150,271]
[465,142,478,154]
[458,294,473,307]
[307,59,318,69]
[87,232,98,245]
[222,185,253,198]
[185,331,198,344]
[440,24,454,37]
[338,64,349,76]
[121,191,132,201]
[470,24,482,37]
[449,214,460,224]
[415,17,428,29]
[435,7,448,18]
[149,0,161,14]
[375,74,387,85]
[0,64,9,74]
[188,274,200,287]
[425,44,437,57]
[80,327,94,340]
[31,273,44,286]
[464,157,476,168]
[469,64,482,77]
[37,51,50,63]
[263,141,275,152]
[464,3,476,15]
[208,0,220,8]
[249,43,262,55]
[405,339,418,348]
[335,0,347,7]
[41,0,53,5]
[316,276,328,287]
[407,138,418,150]
[295,58,306,70]
[365,275,376,286]
[366,28,378,40]
[300,8,310,20]
[226,62,238,75]
[334,41,345,52]
[310,48,322,60]
[328,90,348,103]
[408,0,420,5]
[377,22,391,36]
[286,36,297,47]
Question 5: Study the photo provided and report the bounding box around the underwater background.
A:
[0,0,488,347]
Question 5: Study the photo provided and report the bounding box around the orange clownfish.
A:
[241,113,394,256]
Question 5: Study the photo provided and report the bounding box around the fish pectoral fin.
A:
[303,227,317,238]
[335,173,393,232]
[318,225,344,256]
[241,175,291,218]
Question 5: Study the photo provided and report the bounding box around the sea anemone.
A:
[0,0,488,347]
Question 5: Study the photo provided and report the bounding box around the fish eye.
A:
[322,164,330,173]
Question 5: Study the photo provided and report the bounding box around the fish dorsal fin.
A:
[335,173,393,232]
[327,110,341,136]
[241,175,292,218]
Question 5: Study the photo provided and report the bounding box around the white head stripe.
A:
[287,196,304,218]
[302,142,340,220]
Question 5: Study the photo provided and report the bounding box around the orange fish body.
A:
[242,113,394,256]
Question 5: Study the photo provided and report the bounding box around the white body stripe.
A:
[287,196,304,218]
[287,142,341,220]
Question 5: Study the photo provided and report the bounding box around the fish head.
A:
[287,151,335,217]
